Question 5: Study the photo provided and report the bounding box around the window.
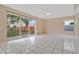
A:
[64,20,74,31]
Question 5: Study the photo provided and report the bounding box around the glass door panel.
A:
[29,19,36,35]
[7,14,20,38]
[20,17,29,36]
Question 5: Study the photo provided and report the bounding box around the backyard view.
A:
[7,13,36,38]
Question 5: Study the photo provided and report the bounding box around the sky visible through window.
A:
[29,19,36,26]
[64,20,74,25]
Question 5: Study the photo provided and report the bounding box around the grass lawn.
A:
[7,31,28,37]
[7,31,37,38]
[7,31,20,37]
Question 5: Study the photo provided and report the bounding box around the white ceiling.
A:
[5,4,75,19]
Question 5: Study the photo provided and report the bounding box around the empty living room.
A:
[0,4,79,54]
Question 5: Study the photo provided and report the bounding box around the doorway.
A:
[7,13,36,41]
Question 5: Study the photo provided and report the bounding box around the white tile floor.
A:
[0,34,79,54]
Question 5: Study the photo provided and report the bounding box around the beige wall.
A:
[36,19,46,34]
[45,16,76,36]
[74,5,79,36]
[0,5,7,42]
[74,14,79,36]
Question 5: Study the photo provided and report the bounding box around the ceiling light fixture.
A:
[45,8,55,16]
[46,12,51,15]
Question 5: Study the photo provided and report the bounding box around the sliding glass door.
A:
[20,17,29,36]
[7,14,21,38]
[7,13,36,40]
[28,19,36,35]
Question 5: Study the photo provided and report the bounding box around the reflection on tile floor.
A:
[0,34,79,54]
